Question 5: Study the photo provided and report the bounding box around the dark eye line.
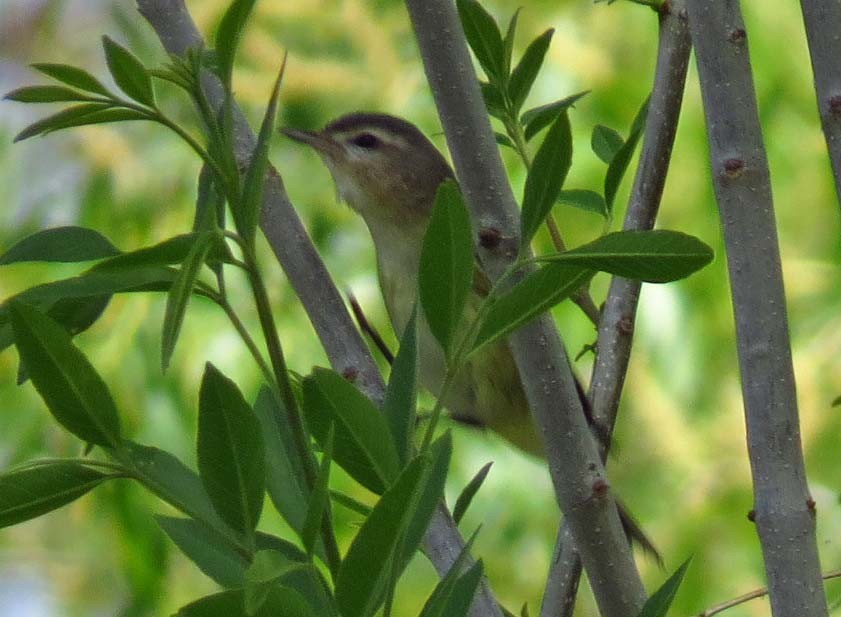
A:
[351,132,380,149]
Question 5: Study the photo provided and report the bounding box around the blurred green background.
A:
[1,0,840,615]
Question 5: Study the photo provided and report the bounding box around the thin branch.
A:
[698,570,841,617]
[135,1,500,613]
[541,4,691,614]
[404,1,647,615]
[798,0,841,210]
[348,291,394,364]
[686,1,827,615]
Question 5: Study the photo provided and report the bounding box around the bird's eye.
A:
[351,133,380,149]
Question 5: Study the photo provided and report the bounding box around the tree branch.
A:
[541,4,692,614]
[404,1,648,615]
[686,1,827,615]
[798,0,841,210]
[135,3,502,615]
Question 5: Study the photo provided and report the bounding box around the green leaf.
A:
[239,58,286,242]
[437,560,484,617]
[161,232,215,371]
[634,558,691,617]
[215,0,258,89]
[832,395,841,408]
[102,36,154,106]
[419,527,481,617]
[456,0,505,83]
[301,425,333,557]
[12,103,107,142]
[535,230,714,283]
[4,86,95,103]
[591,124,625,164]
[522,91,589,141]
[558,189,609,218]
[176,590,245,617]
[453,462,492,524]
[198,363,265,539]
[31,63,111,96]
[471,264,594,354]
[254,387,311,538]
[122,442,232,538]
[480,82,506,120]
[99,233,229,271]
[0,226,119,265]
[303,368,399,495]
[521,111,572,247]
[156,515,249,588]
[419,180,474,356]
[243,550,338,617]
[336,445,446,617]
[10,302,121,447]
[384,309,418,466]
[604,96,649,212]
[329,490,371,516]
[502,9,521,77]
[495,132,515,149]
[508,29,554,112]
[0,462,115,528]
[397,433,452,570]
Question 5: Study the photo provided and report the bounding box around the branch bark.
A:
[686,1,827,615]
[404,1,648,615]
[541,3,692,615]
[798,0,841,209]
[135,3,502,616]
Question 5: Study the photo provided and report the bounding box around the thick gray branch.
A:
[798,0,841,210]
[686,2,827,615]
[541,4,692,615]
[404,1,648,615]
[135,3,501,615]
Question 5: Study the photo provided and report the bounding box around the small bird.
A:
[283,112,543,456]
[283,112,656,556]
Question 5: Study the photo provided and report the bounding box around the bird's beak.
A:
[281,127,343,159]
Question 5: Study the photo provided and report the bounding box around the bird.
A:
[283,112,657,556]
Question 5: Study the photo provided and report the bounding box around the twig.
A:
[135,1,501,613]
[697,570,841,617]
[686,0,828,614]
[798,0,841,210]
[347,291,394,364]
[541,4,691,614]
[404,0,648,615]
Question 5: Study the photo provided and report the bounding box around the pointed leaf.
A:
[215,0,258,89]
[419,180,474,356]
[453,462,492,524]
[4,86,95,103]
[384,309,418,466]
[522,91,589,141]
[456,0,505,83]
[31,63,111,96]
[438,560,484,617]
[480,81,506,120]
[591,124,625,164]
[10,302,121,447]
[508,29,554,112]
[13,103,108,141]
[634,558,691,617]
[0,462,115,528]
[558,189,608,218]
[502,9,521,77]
[471,264,594,354]
[156,515,249,588]
[303,368,399,494]
[0,226,119,265]
[240,57,286,242]
[495,132,515,148]
[176,590,244,617]
[336,451,438,617]
[604,96,649,212]
[419,527,481,617]
[198,363,265,539]
[254,387,311,535]
[301,425,333,557]
[521,111,572,247]
[244,550,337,617]
[535,230,714,283]
[102,36,154,106]
[161,232,215,371]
